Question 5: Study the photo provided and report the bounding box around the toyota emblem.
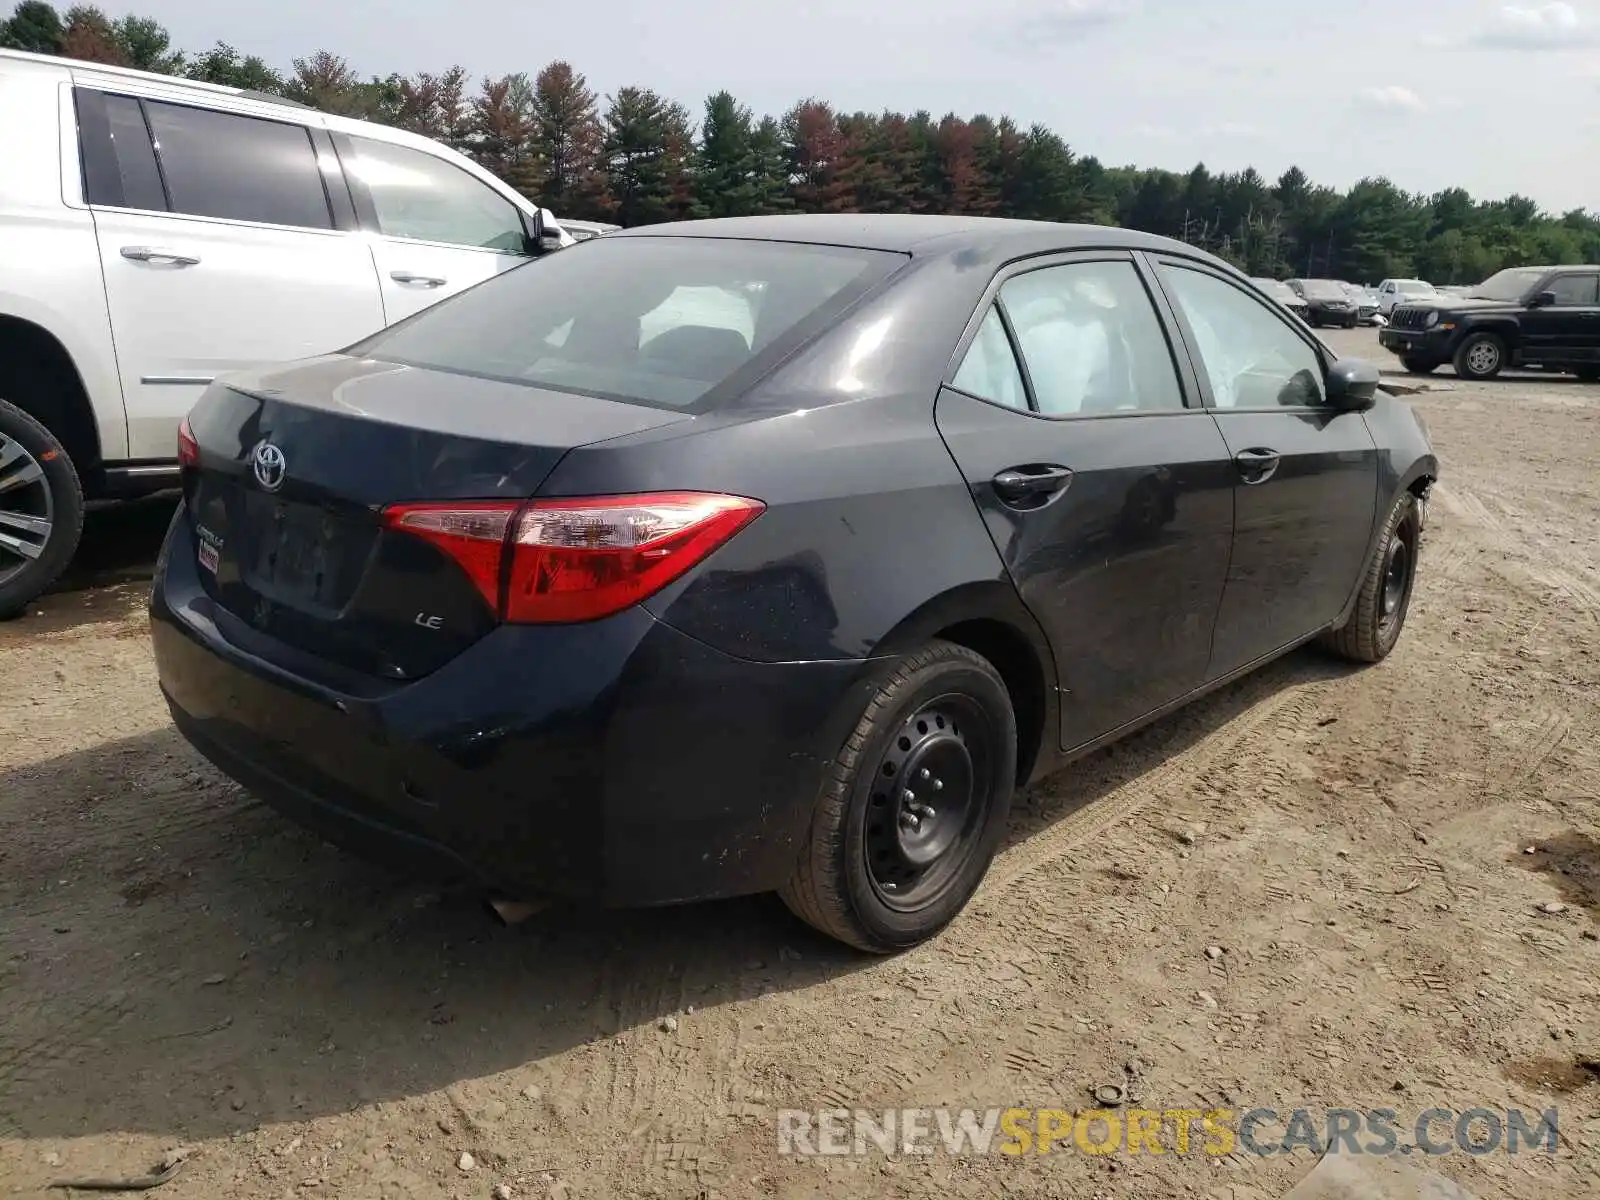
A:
[251,440,287,492]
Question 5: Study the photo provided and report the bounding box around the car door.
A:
[333,133,532,324]
[1150,257,1378,678]
[75,88,385,461]
[1522,272,1600,367]
[933,254,1236,751]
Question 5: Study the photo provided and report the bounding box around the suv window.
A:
[997,261,1183,416]
[352,235,903,410]
[345,136,526,253]
[951,307,1027,410]
[1160,266,1325,409]
[141,100,331,229]
[91,94,167,211]
[1545,274,1600,306]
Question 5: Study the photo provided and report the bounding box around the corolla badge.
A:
[250,439,287,492]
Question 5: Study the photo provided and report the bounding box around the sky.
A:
[98,0,1600,213]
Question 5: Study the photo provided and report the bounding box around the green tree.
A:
[112,14,181,73]
[183,43,282,91]
[530,62,608,219]
[697,90,762,217]
[602,86,684,226]
[1,0,64,53]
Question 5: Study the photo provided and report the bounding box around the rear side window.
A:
[951,307,1027,410]
[999,261,1184,416]
[142,101,332,229]
[352,235,905,410]
[82,94,167,210]
[344,136,526,253]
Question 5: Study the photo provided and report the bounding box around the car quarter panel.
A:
[538,253,1030,665]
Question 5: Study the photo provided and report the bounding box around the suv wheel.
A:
[0,399,85,619]
[780,640,1017,953]
[1454,331,1506,381]
[1574,366,1599,383]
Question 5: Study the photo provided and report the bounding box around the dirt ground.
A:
[3,328,1599,1199]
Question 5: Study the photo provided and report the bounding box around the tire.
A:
[780,640,1017,953]
[1400,357,1438,375]
[1344,316,1358,329]
[1321,491,1419,664]
[1574,366,1599,383]
[0,398,85,620]
[1453,331,1506,381]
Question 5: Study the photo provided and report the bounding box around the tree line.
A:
[5,1,1597,283]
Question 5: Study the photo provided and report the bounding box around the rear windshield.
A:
[349,235,906,410]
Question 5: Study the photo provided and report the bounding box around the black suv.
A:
[1380,265,1600,381]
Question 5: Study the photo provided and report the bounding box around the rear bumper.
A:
[151,509,879,906]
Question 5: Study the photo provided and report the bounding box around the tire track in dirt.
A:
[985,661,1331,896]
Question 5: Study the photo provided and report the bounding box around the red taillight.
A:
[381,492,764,624]
[177,416,199,468]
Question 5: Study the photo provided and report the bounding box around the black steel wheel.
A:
[781,640,1017,953]
[1322,490,1420,664]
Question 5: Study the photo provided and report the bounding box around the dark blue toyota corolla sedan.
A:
[150,215,1438,953]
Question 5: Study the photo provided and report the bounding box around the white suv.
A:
[0,48,572,616]
[1376,278,1437,316]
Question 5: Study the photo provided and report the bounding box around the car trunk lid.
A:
[182,355,691,680]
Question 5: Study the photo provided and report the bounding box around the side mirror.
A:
[1326,357,1380,411]
[1528,290,1557,308]
[527,209,566,256]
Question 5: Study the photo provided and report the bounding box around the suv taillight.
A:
[177,416,199,468]
[381,492,764,623]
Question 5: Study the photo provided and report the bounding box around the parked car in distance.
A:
[1341,283,1382,326]
[1287,279,1358,328]
[1377,278,1437,316]
[1380,264,1600,381]
[1250,278,1310,320]
[150,214,1438,953]
[0,47,571,618]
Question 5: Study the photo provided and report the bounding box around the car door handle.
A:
[390,271,447,287]
[1234,448,1281,485]
[120,245,200,266]
[992,464,1074,506]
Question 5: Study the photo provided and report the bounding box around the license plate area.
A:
[237,492,367,613]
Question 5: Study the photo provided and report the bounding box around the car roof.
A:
[611,213,1230,267]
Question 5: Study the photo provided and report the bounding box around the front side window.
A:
[951,306,1027,410]
[1468,268,1546,302]
[997,260,1184,416]
[1160,266,1326,410]
[346,137,526,253]
[352,235,903,410]
[1545,274,1600,306]
[142,100,331,229]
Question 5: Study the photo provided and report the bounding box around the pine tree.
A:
[531,62,608,219]
[697,91,760,218]
[471,74,541,199]
[603,86,678,227]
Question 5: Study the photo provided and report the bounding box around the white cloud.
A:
[1132,123,1175,138]
[1356,85,1427,112]
[1012,0,1140,45]
[1203,120,1262,137]
[1469,2,1595,48]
